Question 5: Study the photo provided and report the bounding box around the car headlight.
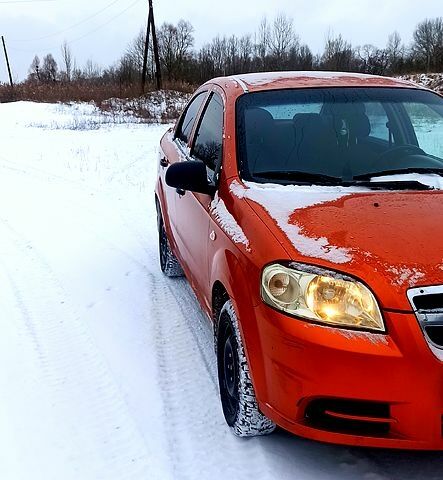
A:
[261,263,384,332]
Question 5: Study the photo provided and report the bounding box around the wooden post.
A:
[1,36,13,88]
[141,7,153,94]
[149,0,162,91]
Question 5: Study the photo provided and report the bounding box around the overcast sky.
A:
[1,0,442,82]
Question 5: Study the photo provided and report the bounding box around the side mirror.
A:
[165,160,215,196]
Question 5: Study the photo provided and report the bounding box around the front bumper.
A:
[245,303,443,449]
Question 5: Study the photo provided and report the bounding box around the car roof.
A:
[208,71,423,93]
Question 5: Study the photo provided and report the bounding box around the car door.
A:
[174,91,225,310]
[161,90,208,248]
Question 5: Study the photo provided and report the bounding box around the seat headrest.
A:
[350,112,370,138]
[321,102,366,117]
[321,103,370,138]
[244,108,275,144]
[293,112,338,150]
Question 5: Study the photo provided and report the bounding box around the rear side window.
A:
[192,93,224,171]
[404,102,443,158]
[264,102,321,119]
[364,102,390,141]
[176,92,206,144]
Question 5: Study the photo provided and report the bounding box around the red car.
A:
[155,71,443,449]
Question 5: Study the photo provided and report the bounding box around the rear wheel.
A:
[216,300,276,437]
[158,211,183,277]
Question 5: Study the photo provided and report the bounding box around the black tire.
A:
[158,212,184,277]
[216,300,276,437]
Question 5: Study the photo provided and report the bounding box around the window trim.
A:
[174,90,209,146]
[190,90,225,181]
[235,86,442,182]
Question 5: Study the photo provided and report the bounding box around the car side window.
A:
[404,102,443,159]
[364,102,390,141]
[176,92,206,145]
[192,93,224,172]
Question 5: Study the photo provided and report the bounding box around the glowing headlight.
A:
[261,264,384,332]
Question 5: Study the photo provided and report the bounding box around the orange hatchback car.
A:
[155,71,443,449]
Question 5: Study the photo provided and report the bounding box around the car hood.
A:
[230,180,443,311]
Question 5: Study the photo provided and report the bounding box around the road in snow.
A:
[0,101,442,480]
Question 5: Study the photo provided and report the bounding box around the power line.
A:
[8,0,142,54]
[66,0,142,46]
[0,0,57,3]
[11,0,122,43]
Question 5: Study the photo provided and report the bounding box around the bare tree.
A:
[256,16,271,63]
[413,17,443,71]
[175,20,194,70]
[84,59,102,79]
[386,31,403,72]
[269,13,298,60]
[356,44,389,74]
[61,41,74,82]
[158,19,194,81]
[239,34,253,71]
[28,55,40,81]
[321,31,355,71]
[126,28,146,74]
[226,35,240,74]
[41,54,58,82]
[289,43,314,70]
[210,36,228,76]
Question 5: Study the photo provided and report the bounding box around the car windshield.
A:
[236,87,443,185]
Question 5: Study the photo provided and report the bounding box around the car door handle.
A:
[160,156,169,168]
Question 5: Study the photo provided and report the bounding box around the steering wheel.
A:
[378,144,426,163]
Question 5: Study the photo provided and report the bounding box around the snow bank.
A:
[3,100,142,130]
[397,73,443,93]
[100,90,191,123]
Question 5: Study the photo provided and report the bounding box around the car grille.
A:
[408,286,443,357]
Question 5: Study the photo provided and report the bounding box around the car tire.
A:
[216,300,276,437]
[158,213,184,277]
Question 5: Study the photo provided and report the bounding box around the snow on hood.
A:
[229,180,443,299]
[371,173,443,190]
[385,265,426,287]
[230,180,360,264]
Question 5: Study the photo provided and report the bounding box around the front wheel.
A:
[216,300,276,437]
[158,213,183,277]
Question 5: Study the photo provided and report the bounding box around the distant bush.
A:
[0,79,195,105]
[98,90,191,123]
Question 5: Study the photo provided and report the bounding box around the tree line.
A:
[26,15,443,89]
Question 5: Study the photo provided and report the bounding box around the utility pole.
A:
[149,0,162,91]
[1,36,13,88]
[141,0,162,93]
[141,7,153,93]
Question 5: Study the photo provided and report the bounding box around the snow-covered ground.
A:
[1,101,443,480]
[398,73,443,94]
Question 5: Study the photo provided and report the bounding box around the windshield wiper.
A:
[354,167,443,181]
[253,170,434,190]
[253,170,343,185]
[350,180,433,190]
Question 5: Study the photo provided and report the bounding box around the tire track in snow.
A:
[142,262,275,480]
[0,216,171,480]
